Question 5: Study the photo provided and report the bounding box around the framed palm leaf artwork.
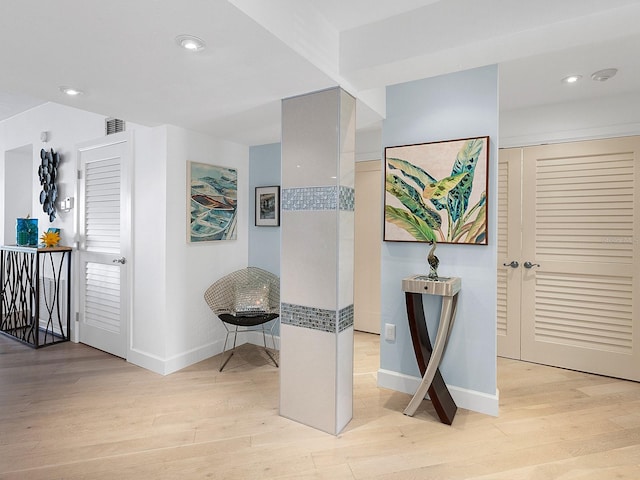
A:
[384,136,489,245]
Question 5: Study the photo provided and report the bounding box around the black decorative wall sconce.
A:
[38,148,60,222]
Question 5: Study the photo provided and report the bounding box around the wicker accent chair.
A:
[204,267,280,371]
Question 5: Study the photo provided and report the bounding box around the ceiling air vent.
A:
[105,118,125,135]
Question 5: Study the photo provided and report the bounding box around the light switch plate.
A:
[384,323,396,341]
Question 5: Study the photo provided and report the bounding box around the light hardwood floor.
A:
[1,331,639,479]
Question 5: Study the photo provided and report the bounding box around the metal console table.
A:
[0,245,72,348]
[402,275,460,424]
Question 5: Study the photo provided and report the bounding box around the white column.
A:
[279,87,355,435]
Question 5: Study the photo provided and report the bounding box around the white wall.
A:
[4,145,32,244]
[129,125,169,365]
[356,127,382,162]
[500,91,640,147]
[0,102,105,249]
[162,125,249,373]
[114,123,252,374]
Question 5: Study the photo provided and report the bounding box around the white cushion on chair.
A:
[233,281,270,316]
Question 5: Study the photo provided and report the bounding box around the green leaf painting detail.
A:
[447,138,484,222]
[386,174,441,229]
[387,157,434,188]
[384,137,488,244]
[386,157,447,211]
[422,172,468,201]
[385,205,437,243]
[465,203,486,243]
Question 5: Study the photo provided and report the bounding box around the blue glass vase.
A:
[16,218,38,246]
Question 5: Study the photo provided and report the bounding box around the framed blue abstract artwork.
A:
[188,161,238,242]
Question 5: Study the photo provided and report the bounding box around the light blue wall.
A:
[380,65,498,395]
[249,142,281,275]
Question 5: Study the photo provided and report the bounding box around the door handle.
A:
[113,257,126,265]
[503,260,519,268]
[523,261,540,269]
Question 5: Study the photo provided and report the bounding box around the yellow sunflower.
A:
[40,230,60,248]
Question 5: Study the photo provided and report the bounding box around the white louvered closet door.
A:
[78,134,131,359]
[520,137,640,381]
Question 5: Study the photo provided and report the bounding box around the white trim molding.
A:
[128,340,225,375]
[128,332,280,376]
[377,368,499,417]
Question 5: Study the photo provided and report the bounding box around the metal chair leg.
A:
[262,322,279,368]
[219,325,239,372]
[219,322,279,371]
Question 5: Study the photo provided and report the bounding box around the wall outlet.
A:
[384,323,396,341]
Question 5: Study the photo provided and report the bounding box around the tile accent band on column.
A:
[338,304,354,332]
[282,186,355,211]
[281,303,355,333]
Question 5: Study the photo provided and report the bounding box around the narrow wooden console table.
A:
[0,245,72,348]
[402,275,460,424]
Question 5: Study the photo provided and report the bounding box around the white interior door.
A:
[354,160,382,334]
[78,133,131,358]
[498,137,640,381]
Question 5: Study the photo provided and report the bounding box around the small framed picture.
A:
[255,186,280,227]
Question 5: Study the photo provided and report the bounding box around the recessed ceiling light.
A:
[175,34,206,52]
[59,86,84,96]
[561,75,582,85]
[591,68,618,82]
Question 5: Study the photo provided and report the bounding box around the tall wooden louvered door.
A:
[77,133,132,359]
[497,148,522,359]
[498,137,640,381]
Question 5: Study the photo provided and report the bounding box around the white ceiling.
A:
[1,0,639,146]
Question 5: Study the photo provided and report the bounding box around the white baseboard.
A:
[126,331,281,376]
[128,339,225,375]
[127,348,167,375]
[377,368,499,417]
[162,340,225,375]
